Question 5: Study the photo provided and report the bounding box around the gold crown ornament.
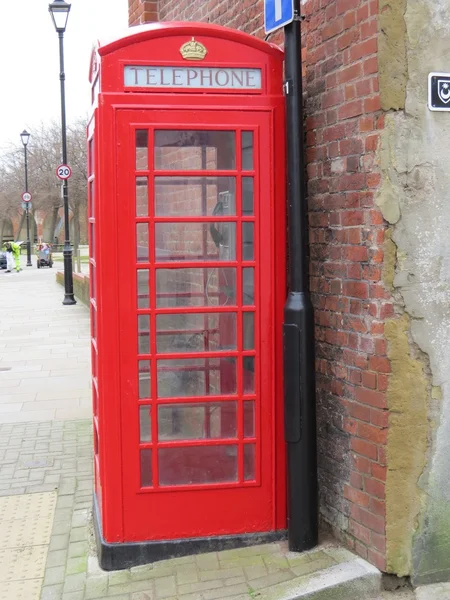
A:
[180,38,208,61]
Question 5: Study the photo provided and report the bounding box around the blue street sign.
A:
[264,0,294,34]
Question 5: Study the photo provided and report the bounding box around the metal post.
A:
[283,0,318,551]
[58,30,76,305]
[24,143,32,267]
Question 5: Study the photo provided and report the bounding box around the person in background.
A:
[4,242,22,273]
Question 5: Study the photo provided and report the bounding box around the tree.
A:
[0,118,88,248]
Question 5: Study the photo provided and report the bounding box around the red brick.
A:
[338,100,364,120]
[364,96,382,113]
[351,505,385,534]
[370,408,389,428]
[368,356,391,373]
[344,484,370,507]
[354,387,387,409]
[354,541,369,559]
[343,281,369,299]
[350,471,364,489]
[337,63,363,84]
[370,496,386,517]
[336,0,360,14]
[368,548,387,571]
[362,371,377,389]
[349,38,377,62]
[370,531,386,553]
[364,476,386,499]
[360,116,375,132]
[358,422,387,445]
[365,134,379,152]
[353,454,372,475]
[349,519,371,544]
[377,374,389,392]
[372,463,387,481]
[351,438,378,460]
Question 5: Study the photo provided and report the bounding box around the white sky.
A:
[0,0,128,152]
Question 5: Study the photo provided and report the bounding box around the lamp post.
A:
[49,0,76,305]
[20,129,32,267]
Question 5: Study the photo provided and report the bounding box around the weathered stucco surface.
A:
[379,0,407,111]
[378,0,450,585]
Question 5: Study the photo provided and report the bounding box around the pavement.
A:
[0,256,444,600]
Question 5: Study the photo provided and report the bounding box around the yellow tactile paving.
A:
[0,546,47,582]
[0,578,43,600]
[0,492,56,598]
[0,491,56,522]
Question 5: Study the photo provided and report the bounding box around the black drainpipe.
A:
[283,0,318,552]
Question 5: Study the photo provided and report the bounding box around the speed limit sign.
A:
[56,164,72,180]
[22,192,32,202]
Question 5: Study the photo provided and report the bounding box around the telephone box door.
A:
[117,108,280,541]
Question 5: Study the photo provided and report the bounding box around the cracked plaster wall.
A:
[378,0,450,585]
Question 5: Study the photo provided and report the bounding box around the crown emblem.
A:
[180,38,207,61]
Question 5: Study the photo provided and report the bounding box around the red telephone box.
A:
[87,22,286,570]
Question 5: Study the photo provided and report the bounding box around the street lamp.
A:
[20,129,32,267]
[49,0,76,305]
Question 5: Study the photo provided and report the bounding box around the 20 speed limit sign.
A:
[56,164,72,180]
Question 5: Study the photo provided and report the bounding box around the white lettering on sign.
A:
[124,66,262,90]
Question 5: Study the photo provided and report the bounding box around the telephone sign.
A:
[56,164,72,180]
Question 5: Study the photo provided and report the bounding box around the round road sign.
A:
[22,192,32,202]
[56,164,72,180]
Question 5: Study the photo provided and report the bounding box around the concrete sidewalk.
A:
[0,259,421,600]
[0,259,91,423]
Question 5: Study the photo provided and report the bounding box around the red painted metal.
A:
[89,22,286,544]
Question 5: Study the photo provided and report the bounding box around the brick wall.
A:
[303,0,388,571]
[128,0,390,573]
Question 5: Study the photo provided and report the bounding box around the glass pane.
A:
[155,177,235,216]
[242,177,254,216]
[157,358,237,398]
[244,444,256,481]
[154,130,236,170]
[156,222,236,262]
[137,223,149,263]
[156,313,236,354]
[90,223,95,260]
[91,308,97,341]
[89,180,95,218]
[156,268,236,308]
[244,401,255,438]
[136,177,148,217]
[159,445,238,486]
[242,268,254,306]
[138,315,150,355]
[242,223,254,261]
[139,360,151,399]
[137,270,149,309]
[90,263,96,300]
[242,132,254,171]
[243,356,255,394]
[139,405,152,442]
[243,312,255,350]
[88,139,94,176]
[140,449,152,487]
[136,130,148,170]
[158,402,237,441]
